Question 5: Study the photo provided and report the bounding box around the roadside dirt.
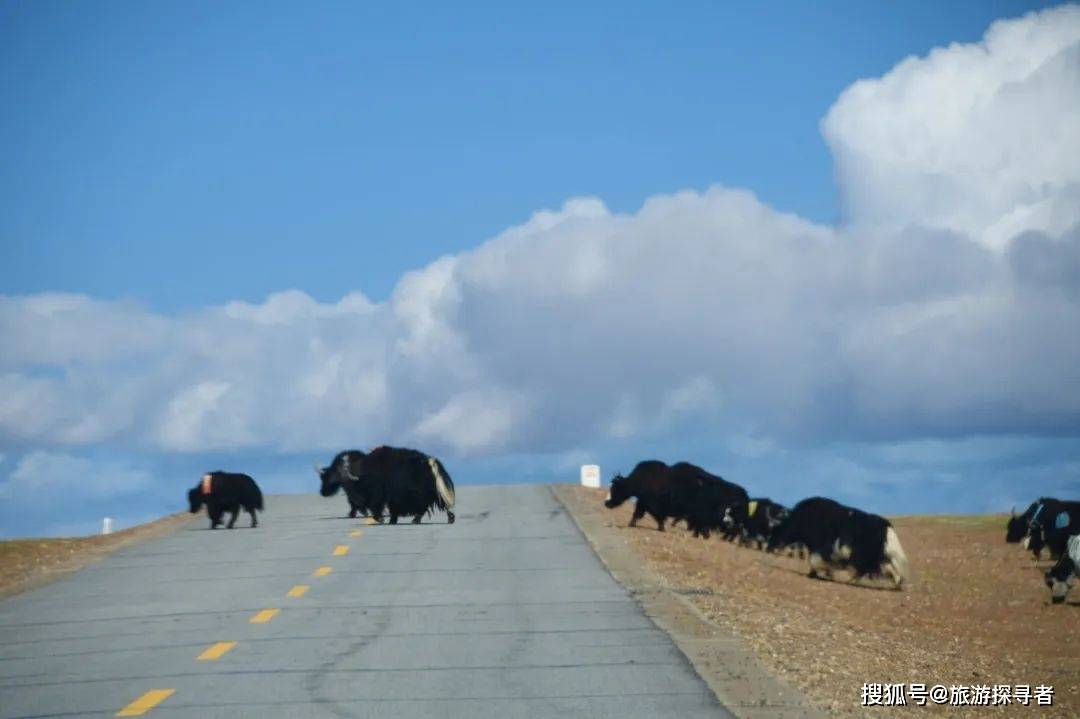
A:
[556,484,1080,718]
[0,512,194,599]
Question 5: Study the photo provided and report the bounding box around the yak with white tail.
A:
[767,496,909,589]
[316,446,456,524]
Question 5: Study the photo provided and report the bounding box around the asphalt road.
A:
[0,485,731,718]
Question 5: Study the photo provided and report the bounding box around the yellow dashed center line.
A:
[249,608,280,624]
[117,689,175,716]
[121,514,369,715]
[196,641,237,661]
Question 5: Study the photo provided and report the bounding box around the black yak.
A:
[723,498,790,549]
[1007,498,1080,560]
[767,497,908,589]
[317,446,455,524]
[188,471,263,529]
[604,460,748,537]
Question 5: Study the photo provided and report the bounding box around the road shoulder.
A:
[0,512,195,600]
[552,483,824,719]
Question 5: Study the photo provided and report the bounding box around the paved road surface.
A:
[0,485,731,718]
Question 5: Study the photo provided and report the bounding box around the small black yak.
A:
[724,498,790,549]
[188,471,264,529]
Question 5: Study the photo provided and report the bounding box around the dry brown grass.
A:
[562,485,1080,718]
[0,513,193,598]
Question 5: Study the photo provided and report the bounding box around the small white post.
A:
[101,517,114,535]
[580,464,601,488]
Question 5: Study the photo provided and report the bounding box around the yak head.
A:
[765,516,792,554]
[767,505,790,530]
[1006,506,1031,543]
[1045,555,1076,604]
[316,452,364,497]
[187,487,204,514]
[316,462,340,497]
[604,473,631,509]
[723,501,748,530]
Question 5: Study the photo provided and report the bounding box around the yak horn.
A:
[1011,506,1016,517]
[313,462,322,475]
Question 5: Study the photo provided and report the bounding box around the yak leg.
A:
[248,507,258,528]
[447,510,455,524]
[412,514,423,524]
[208,508,222,529]
[348,506,358,518]
[808,552,833,581]
[227,510,239,529]
[389,514,399,524]
[654,514,666,532]
[628,503,646,528]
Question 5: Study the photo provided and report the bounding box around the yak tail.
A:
[428,457,455,510]
[884,526,908,587]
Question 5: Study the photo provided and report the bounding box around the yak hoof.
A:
[447,512,455,524]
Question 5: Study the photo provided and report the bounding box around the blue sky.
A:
[2,1,1079,537]
[1,0,1059,308]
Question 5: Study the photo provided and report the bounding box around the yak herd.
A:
[187,445,456,529]
[1006,497,1080,604]
[604,462,1080,603]
[185,449,1077,603]
[603,460,909,589]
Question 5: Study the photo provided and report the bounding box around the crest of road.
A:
[0,486,733,718]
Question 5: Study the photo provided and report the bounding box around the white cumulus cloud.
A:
[0,5,1078,477]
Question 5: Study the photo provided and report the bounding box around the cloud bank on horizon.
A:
[2,5,1079,534]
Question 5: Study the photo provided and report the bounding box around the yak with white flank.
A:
[1007,498,1080,560]
[604,460,748,538]
[724,498,790,550]
[317,446,455,524]
[767,497,908,589]
[187,471,264,529]
[1045,535,1080,604]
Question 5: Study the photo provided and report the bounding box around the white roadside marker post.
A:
[102,517,114,535]
[580,464,601,488]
